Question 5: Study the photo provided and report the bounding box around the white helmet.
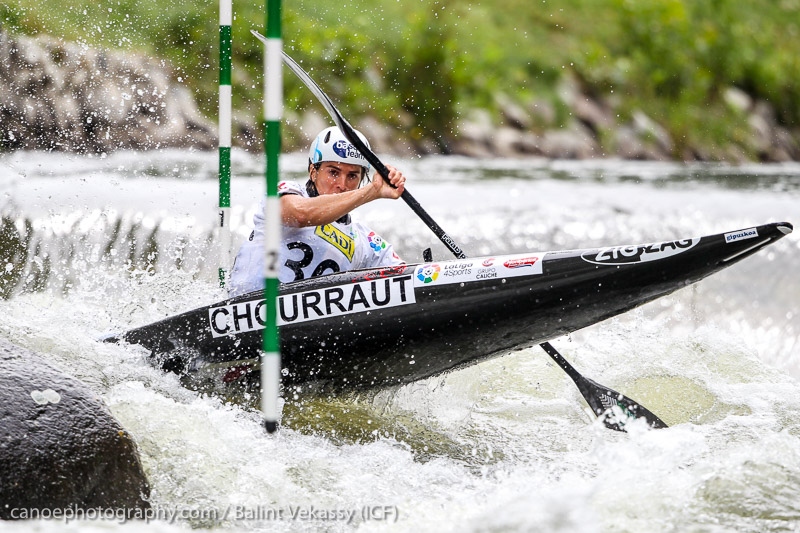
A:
[308,126,371,175]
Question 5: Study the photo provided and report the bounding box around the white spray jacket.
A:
[228,180,404,296]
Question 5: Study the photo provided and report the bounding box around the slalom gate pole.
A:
[217,0,232,288]
[261,0,282,433]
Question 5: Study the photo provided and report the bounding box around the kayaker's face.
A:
[311,162,364,195]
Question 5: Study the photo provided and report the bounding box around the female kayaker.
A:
[228,126,406,295]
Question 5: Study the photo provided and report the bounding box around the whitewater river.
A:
[1,149,799,532]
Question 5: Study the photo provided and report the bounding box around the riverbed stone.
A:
[0,339,150,518]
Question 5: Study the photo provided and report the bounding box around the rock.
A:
[411,135,442,155]
[299,109,329,143]
[748,113,772,156]
[490,126,542,157]
[280,109,328,152]
[613,125,669,161]
[515,131,544,155]
[495,93,532,130]
[232,110,261,151]
[609,111,674,161]
[539,122,599,159]
[491,126,523,157]
[723,144,751,164]
[752,100,778,128]
[774,126,800,160]
[724,87,752,114]
[3,32,800,163]
[0,30,215,153]
[740,99,800,162]
[358,115,418,157]
[527,98,557,129]
[631,110,673,155]
[573,96,614,134]
[450,135,494,158]
[451,110,495,157]
[0,339,150,518]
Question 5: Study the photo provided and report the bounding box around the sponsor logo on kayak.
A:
[208,276,416,336]
[413,254,545,287]
[476,267,498,280]
[724,228,758,243]
[416,262,475,285]
[581,239,699,265]
[362,264,409,280]
[416,264,440,284]
[442,262,473,278]
[503,257,539,269]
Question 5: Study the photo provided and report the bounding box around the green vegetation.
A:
[2,0,799,156]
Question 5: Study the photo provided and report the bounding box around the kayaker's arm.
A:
[281,187,375,227]
[282,167,405,228]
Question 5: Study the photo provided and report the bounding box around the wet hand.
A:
[376,165,406,199]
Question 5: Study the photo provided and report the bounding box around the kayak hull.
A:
[110,222,793,392]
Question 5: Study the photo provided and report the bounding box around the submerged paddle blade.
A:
[540,342,668,432]
[578,376,669,431]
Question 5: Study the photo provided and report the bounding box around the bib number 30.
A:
[284,242,340,281]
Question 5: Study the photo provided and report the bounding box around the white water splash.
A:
[1,150,799,532]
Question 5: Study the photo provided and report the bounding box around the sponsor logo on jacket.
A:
[581,239,699,265]
[208,276,415,337]
[315,224,355,260]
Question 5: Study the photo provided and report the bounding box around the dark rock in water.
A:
[0,339,150,519]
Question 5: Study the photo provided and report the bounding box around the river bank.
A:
[1,29,799,163]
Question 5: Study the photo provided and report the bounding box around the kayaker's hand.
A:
[372,165,405,199]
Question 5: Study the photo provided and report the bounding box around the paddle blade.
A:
[539,342,668,432]
[577,376,669,431]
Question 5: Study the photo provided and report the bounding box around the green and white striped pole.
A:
[218,0,232,288]
[261,0,282,433]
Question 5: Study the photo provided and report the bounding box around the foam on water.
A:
[1,150,799,532]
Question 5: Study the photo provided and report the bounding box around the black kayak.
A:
[106,221,792,393]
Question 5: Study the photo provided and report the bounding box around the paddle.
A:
[259,32,667,432]
[539,342,667,430]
